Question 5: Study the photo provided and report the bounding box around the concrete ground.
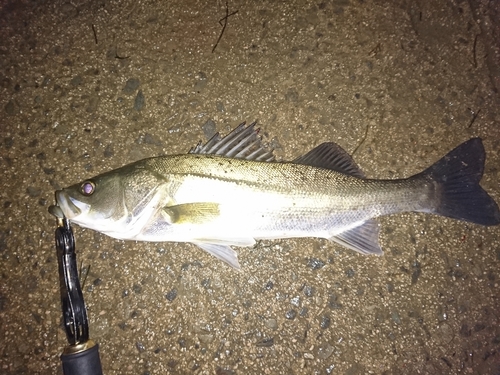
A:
[1,0,499,374]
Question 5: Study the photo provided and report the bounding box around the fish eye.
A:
[80,180,96,196]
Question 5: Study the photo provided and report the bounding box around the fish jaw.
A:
[49,190,90,220]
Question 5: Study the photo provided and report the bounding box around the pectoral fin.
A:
[330,220,383,255]
[164,202,220,224]
[194,242,241,270]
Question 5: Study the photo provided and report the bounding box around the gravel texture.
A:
[1,0,499,374]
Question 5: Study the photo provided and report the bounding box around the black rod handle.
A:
[61,340,103,375]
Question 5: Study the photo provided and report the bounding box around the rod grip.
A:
[60,340,103,375]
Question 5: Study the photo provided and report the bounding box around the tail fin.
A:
[421,138,500,226]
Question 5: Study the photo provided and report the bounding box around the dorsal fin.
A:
[189,121,275,161]
[293,142,365,178]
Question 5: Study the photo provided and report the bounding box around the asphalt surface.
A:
[1,0,499,374]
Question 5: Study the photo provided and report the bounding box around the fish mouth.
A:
[48,190,87,219]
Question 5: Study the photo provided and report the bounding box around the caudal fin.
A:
[421,138,500,226]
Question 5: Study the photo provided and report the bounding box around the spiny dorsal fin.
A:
[293,142,365,178]
[189,121,275,161]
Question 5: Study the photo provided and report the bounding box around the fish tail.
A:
[420,138,500,226]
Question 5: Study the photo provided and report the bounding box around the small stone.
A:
[0,294,6,312]
[473,323,485,332]
[459,323,470,337]
[4,137,13,148]
[307,258,325,270]
[202,119,217,139]
[132,283,142,294]
[285,88,299,102]
[43,167,55,175]
[140,133,163,146]
[194,72,207,92]
[436,323,454,344]
[86,96,99,113]
[391,311,401,324]
[317,344,334,359]
[320,315,331,329]
[264,318,277,329]
[178,338,186,348]
[285,309,297,320]
[201,278,211,288]
[303,285,314,297]
[290,296,300,307]
[60,2,78,18]
[345,268,355,277]
[215,367,235,375]
[411,261,421,284]
[103,144,114,158]
[198,334,214,344]
[26,186,41,197]
[70,75,82,86]
[134,90,145,111]
[328,294,342,309]
[255,337,274,347]
[135,341,145,352]
[386,282,394,293]
[216,101,225,112]
[165,288,177,302]
[123,78,140,94]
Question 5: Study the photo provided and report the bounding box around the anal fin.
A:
[330,219,382,255]
[194,242,241,270]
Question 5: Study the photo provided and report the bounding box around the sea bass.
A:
[49,122,500,269]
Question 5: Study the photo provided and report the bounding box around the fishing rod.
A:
[55,218,103,375]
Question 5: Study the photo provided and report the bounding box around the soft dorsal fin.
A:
[293,142,365,178]
[189,121,275,161]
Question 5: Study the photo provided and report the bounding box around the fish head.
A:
[49,162,170,239]
[48,171,129,233]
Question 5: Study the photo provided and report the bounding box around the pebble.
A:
[134,90,145,111]
[123,78,140,94]
[317,344,334,359]
[264,318,278,329]
[307,258,325,270]
[202,119,217,139]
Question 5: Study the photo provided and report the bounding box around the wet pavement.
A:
[1,0,500,374]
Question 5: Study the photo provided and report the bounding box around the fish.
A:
[49,122,500,269]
